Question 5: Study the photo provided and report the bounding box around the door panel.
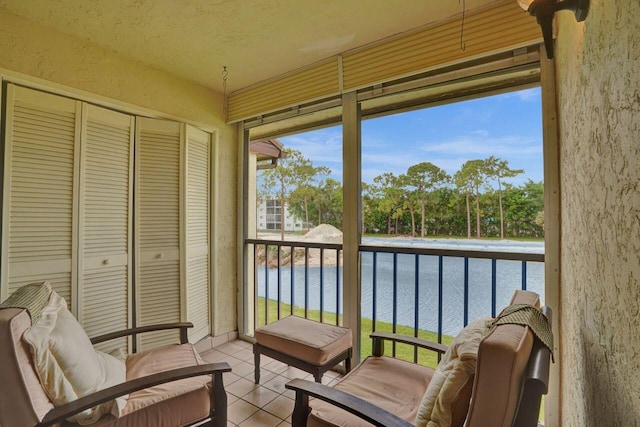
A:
[78,104,133,352]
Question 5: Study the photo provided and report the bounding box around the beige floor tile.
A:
[262,374,290,394]
[262,394,294,420]
[241,386,280,408]
[262,359,289,375]
[226,392,239,405]
[223,371,242,386]
[277,420,291,427]
[233,348,255,362]
[238,409,282,427]
[231,361,254,378]
[217,341,246,356]
[227,377,259,398]
[282,388,296,400]
[279,366,310,380]
[227,399,259,425]
[224,356,246,368]
[254,369,278,385]
[233,339,254,350]
[200,349,228,363]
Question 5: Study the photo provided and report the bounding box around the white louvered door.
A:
[135,117,183,350]
[78,105,134,353]
[2,85,212,348]
[184,125,211,342]
[1,85,81,305]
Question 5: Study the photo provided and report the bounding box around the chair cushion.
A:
[22,291,126,425]
[464,290,538,427]
[308,356,433,426]
[415,317,492,427]
[255,316,352,366]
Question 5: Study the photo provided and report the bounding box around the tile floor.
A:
[200,339,344,427]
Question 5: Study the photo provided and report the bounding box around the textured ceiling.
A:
[0,0,500,94]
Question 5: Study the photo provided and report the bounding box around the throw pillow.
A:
[415,317,493,427]
[23,291,126,425]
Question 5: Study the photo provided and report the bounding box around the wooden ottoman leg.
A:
[253,343,261,384]
[345,348,352,373]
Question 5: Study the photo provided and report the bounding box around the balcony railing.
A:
[246,238,343,329]
[245,237,544,363]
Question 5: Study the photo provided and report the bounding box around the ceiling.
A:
[0,0,501,94]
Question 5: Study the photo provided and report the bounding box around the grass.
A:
[256,297,453,368]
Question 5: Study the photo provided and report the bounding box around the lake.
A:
[256,238,545,336]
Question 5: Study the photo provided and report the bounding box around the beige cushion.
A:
[255,316,352,365]
[23,291,126,425]
[464,290,539,427]
[62,344,211,427]
[415,317,492,427]
[309,356,433,426]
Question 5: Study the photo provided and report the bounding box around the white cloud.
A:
[503,87,541,102]
[420,136,542,157]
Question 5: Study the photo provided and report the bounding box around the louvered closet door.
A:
[184,125,211,342]
[1,85,80,305]
[135,117,182,350]
[78,105,133,353]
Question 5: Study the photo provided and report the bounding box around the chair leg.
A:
[345,356,352,373]
[211,372,227,427]
[253,344,261,384]
[291,390,310,427]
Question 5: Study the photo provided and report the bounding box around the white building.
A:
[256,199,308,232]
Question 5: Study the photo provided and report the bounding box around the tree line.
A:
[259,148,544,240]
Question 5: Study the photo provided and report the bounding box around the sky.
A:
[279,86,543,187]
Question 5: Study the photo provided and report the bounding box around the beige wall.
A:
[0,9,238,335]
[555,1,640,424]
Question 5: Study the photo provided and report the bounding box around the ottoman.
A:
[253,316,352,383]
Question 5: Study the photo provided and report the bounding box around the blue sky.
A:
[279,87,543,187]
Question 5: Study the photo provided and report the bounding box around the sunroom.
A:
[0,1,638,426]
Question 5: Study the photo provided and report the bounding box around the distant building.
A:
[257,198,308,231]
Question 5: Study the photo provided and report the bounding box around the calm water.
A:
[257,239,544,336]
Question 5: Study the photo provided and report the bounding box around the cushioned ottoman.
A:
[253,316,352,383]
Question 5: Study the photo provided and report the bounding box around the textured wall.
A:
[0,9,238,335]
[555,1,640,425]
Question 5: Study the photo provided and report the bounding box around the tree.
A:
[454,160,487,238]
[259,148,314,239]
[315,177,343,228]
[372,173,404,234]
[502,180,544,237]
[404,162,450,237]
[485,156,524,238]
[289,165,330,231]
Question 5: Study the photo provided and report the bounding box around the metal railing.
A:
[245,238,544,361]
[359,245,544,361]
[246,238,343,331]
